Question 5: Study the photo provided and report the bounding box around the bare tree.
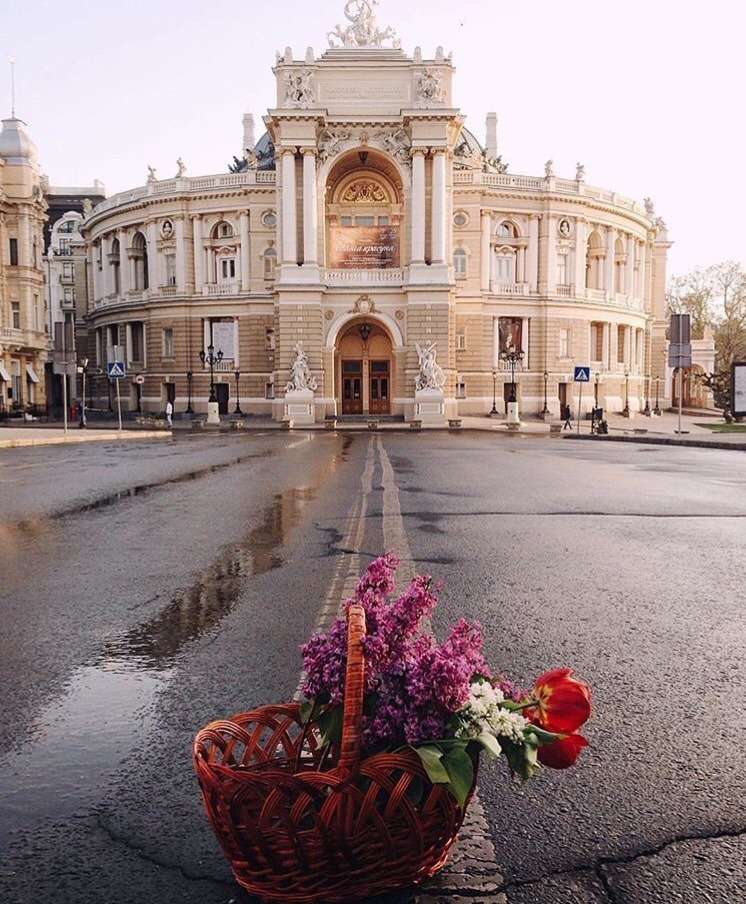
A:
[666,268,714,339]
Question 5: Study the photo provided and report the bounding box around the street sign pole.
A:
[116,378,122,432]
[678,367,683,436]
[576,382,582,435]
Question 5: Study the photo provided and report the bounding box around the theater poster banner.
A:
[498,317,523,354]
[329,225,400,269]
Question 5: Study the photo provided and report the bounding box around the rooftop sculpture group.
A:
[328,0,400,49]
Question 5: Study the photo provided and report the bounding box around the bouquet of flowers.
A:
[301,551,591,804]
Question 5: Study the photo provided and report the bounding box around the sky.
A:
[2,0,744,279]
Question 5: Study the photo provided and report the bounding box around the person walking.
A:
[562,402,572,430]
[165,399,173,427]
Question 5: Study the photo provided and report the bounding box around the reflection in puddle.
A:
[101,486,316,670]
[0,487,315,848]
[0,665,166,847]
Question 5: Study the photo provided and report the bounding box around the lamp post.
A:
[594,372,600,407]
[541,371,549,416]
[653,376,661,416]
[234,369,243,415]
[499,348,525,425]
[199,344,223,424]
[643,375,651,415]
[490,369,498,416]
[623,369,630,416]
[186,371,194,414]
[78,357,88,428]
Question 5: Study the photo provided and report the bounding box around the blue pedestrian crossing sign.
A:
[108,361,126,379]
[573,366,591,383]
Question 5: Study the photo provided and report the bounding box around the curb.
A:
[0,430,171,449]
[562,433,746,452]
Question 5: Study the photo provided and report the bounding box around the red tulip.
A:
[529,667,591,733]
[537,732,589,769]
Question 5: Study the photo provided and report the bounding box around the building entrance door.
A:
[369,361,390,414]
[216,382,230,415]
[342,360,363,414]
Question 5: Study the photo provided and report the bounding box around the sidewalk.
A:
[2,408,745,450]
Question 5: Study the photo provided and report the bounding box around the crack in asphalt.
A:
[5,449,274,529]
[498,825,746,901]
[94,816,232,889]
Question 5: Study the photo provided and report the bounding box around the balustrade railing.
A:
[490,281,530,296]
[324,268,404,286]
[202,283,241,296]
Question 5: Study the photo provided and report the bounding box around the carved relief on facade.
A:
[372,126,411,169]
[341,179,388,203]
[283,69,315,108]
[350,294,377,314]
[318,128,353,163]
[415,68,445,105]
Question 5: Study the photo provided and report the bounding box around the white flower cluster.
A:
[456,681,529,744]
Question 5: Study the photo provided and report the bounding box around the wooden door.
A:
[216,382,230,414]
[342,360,363,414]
[369,360,390,415]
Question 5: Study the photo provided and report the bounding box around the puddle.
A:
[0,486,316,847]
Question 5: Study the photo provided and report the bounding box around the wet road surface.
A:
[0,432,744,903]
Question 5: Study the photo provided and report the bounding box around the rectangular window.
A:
[62,262,74,280]
[11,302,20,329]
[265,382,275,399]
[9,238,18,266]
[617,325,626,364]
[165,254,176,286]
[130,322,144,363]
[340,216,353,227]
[456,381,466,399]
[265,327,276,350]
[354,216,375,227]
[559,328,569,358]
[593,323,603,361]
[557,253,568,286]
[454,251,467,280]
[220,258,236,280]
[163,328,174,358]
[63,288,74,305]
[456,331,466,351]
[495,255,514,282]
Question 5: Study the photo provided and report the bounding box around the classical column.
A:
[175,217,186,290]
[635,240,645,298]
[118,228,130,295]
[431,150,446,264]
[624,234,635,296]
[91,242,101,300]
[603,227,616,295]
[302,149,318,265]
[146,220,158,290]
[102,236,112,297]
[546,215,557,294]
[239,211,251,290]
[574,219,587,293]
[480,211,491,292]
[411,149,426,264]
[527,215,540,293]
[192,215,204,294]
[602,323,610,369]
[623,326,631,368]
[281,149,298,264]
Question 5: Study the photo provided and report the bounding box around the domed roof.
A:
[455,127,484,157]
[0,117,39,166]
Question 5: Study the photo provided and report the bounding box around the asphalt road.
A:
[0,432,744,904]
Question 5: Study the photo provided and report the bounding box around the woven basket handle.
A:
[338,603,366,772]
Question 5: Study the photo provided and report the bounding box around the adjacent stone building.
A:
[0,116,49,415]
[80,2,675,422]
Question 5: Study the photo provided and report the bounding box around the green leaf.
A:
[299,701,313,724]
[413,744,450,784]
[475,731,502,759]
[499,738,541,782]
[525,725,561,745]
[316,706,343,747]
[441,745,474,807]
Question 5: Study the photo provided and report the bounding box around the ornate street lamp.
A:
[643,375,651,415]
[653,376,661,416]
[490,369,498,416]
[499,348,525,404]
[186,371,194,414]
[234,369,243,415]
[623,369,630,416]
[594,372,600,407]
[542,370,550,415]
[78,357,88,428]
[199,344,223,404]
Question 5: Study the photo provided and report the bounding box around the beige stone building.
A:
[81,3,673,423]
[0,117,49,416]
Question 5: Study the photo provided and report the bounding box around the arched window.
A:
[614,237,626,293]
[497,221,518,238]
[214,221,234,239]
[586,230,604,289]
[263,244,277,281]
[131,231,149,291]
[453,247,468,280]
[110,237,121,295]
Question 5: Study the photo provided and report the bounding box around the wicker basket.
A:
[193,604,477,903]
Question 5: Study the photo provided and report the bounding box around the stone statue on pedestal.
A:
[414,342,446,391]
[285,342,318,392]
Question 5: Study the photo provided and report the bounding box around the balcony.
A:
[324,268,404,286]
[490,281,530,296]
[202,283,241,296]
